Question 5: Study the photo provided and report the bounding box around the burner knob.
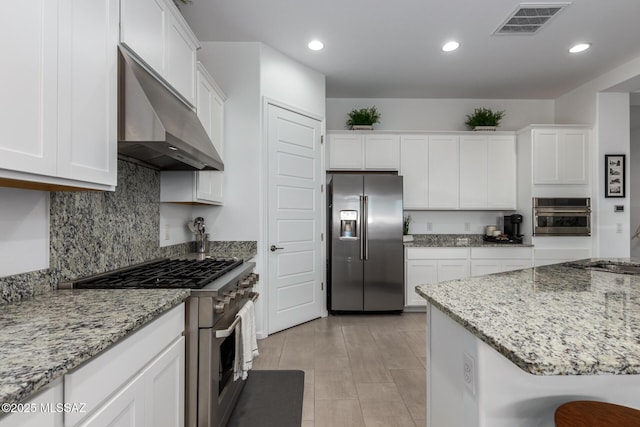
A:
[223,290,238,299]
[214,302,225,313]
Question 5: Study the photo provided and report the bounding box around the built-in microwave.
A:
[533,198,591,236]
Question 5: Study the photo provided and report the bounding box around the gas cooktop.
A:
[72,258,244,289]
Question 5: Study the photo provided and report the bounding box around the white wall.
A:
[260,44,326,118]
[326,98,554,131]
[195,43,262,241]
[0,188,49,276]
[555,54,640,125]
[630,105,640,257]
[596,92,631,257]
[159,203,193,247]
[405,211,511,235]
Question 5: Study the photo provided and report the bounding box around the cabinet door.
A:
[328,134,363,169]
[437,260,469,282]
[470,260,502,277]
[0,381,63,427]
[195,172,223,204]
[502,260,532,272]
[561,130,587,184]
[0,0,58,176]
[364,134,399,170]
[532,130,560,184]
[144,337,185,427]
[459,135,487,208]
[165,9,198,106]
[400,135,429,209]
[428,136,459,209]
[119,0,165,74]
[79,374,146,427]
[487,135,516,209]
[57,0,118,186]
[405,259,437,306]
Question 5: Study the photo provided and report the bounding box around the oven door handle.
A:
[215,292,259,338]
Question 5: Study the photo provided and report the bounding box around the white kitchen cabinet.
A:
[120,0,199,106]
[459,135,516,209]
[532,128,588,185]
[160,63,226,205]
[400,135,429,209]
[327,133,399,170]
[470,247,533,276]
[64,305,184,427]
[0,0,118,191]
[428,135,459,209]
[405,247,469,306]
[0,380,63,427]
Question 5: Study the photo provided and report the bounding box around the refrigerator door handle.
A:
[363,195,369,260]
[359,195,364,260]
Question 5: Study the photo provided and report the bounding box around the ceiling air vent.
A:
[494,2,570,35]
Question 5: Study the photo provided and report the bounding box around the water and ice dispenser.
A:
[339,210,358,238]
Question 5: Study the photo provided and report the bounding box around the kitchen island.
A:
[417,259,640,427]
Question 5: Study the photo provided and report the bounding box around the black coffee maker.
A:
[503,214,523,243]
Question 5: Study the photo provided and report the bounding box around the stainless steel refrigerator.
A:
[328,174,404,311]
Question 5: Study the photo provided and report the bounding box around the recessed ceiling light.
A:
[168,146,178,151]
[569,43,591,53]
[308,40,324,51]
[442,41,460,52]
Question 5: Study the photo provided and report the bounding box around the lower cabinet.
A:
[0,380,64,427]
[405,248,469,306]
[470,247,533,276]
[405,246,534,307]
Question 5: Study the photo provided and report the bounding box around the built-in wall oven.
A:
[533,197,591,236]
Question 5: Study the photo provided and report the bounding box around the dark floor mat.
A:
[227,370,305,427]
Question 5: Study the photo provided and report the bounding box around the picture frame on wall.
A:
[605,154,625,198]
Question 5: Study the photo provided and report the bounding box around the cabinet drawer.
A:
[64,304,184,426]
[406,247,468,260]
[471,247,532,259]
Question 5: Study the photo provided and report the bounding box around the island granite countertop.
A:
[416,259,640,376]
[0,289,190,407]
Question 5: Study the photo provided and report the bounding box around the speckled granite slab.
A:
[209,241,257,261]
[0,289,189,407]
[416,259,640,376]
[405,234,533,247]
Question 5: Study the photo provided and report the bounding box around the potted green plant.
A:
[403,215,413,242]
[464,107,505,131]
[346,106,381,130]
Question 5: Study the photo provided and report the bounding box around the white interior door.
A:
[267,103,323,334]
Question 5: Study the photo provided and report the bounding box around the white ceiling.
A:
[180,0,640,99]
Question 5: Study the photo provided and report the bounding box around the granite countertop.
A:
[404,234,534,248]
[0,289,190,407]
[416,258,640,376]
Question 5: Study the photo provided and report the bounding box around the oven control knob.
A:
[214,302,225,313]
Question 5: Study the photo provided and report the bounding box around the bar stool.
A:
[555,400,640,426]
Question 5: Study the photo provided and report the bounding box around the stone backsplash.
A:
[1,160,256,305]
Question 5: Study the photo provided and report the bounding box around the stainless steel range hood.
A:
[118,47,223,171]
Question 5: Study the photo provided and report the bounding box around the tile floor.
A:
[252,312,427,427]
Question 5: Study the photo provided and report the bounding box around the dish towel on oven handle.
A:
[234,299,259,380]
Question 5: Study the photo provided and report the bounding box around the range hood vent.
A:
[494,3,570,35]
[118,47,223,171]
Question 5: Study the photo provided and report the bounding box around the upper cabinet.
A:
[531,128,588,185]
[0,0,118,191]
[120,0,199,106]
[160,63,226,205]
[327,133,399,170]
[397,132,515,210]
[459,134,516,209]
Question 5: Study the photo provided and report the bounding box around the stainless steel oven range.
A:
[63,257,258,427]
[532,197,591,236]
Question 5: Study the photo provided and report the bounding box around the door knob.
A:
[270,245,284,252]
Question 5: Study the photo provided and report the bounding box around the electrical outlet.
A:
[427,222,433,231]
[464,222,471,232]
[616,223,623,234]
[463,353,476,395]
[164,224,170,241]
